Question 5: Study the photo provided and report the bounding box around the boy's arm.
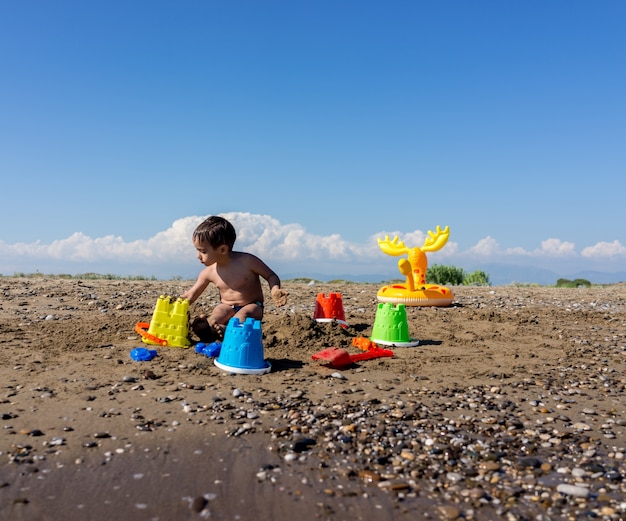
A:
[267,273,288,306]
[181,269,211,304]
[251,255,288,306]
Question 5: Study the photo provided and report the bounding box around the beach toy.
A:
[352,337,378,351]
[135,322,167,346]
[314,292,348,326]
[312,344,394,369]
[369,302,419,347]
[214,317,271,375]
[136,295,191,348]
[195,341,222,358]
[377,225,454,307]
[130,347,157,361]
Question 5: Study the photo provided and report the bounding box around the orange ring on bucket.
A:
[135,322,169,347]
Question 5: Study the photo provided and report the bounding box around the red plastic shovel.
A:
[311,345,394,369]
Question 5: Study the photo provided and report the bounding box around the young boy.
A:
[181,215,288,342]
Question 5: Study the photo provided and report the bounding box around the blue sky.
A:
[1,1,625,283]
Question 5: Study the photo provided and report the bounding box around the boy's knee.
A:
[236,305,262,322]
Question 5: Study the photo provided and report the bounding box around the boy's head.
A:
[193,216,236,250]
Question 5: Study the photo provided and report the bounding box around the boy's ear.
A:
[218,244,230,255]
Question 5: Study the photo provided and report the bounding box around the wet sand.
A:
[1,278,625,520]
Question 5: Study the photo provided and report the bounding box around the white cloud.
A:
[225,213,363,260]
[535,238,577,257]
[581,240,626,258]
[462,237,580,260]
[1,212,625,280]
[467,236,501,256]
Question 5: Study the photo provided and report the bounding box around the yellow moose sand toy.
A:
[377,225,454,307]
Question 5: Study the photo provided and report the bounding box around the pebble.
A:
[478,461,500,472]
[437,505,461,520]
[359,470,381,483]
[446,472,464,483]
[191,496,208,512]
[291,438,316,453]
[556,483,591,498]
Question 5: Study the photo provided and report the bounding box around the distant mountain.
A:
[471,264,626,286]
[466,263,560,286]
[453,263,626,286]
[567,270,626,285]
[281,272,395,284]
[282,265,626,286]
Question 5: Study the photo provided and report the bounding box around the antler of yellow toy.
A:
[378,225,450,289]
[378,235,410,256]
[422,225,450,252]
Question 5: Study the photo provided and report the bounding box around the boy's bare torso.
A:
[207,252,265,306]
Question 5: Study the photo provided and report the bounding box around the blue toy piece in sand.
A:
[195,341,222,358]
[130,347,158,361]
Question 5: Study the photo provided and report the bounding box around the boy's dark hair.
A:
[193,216,236,249]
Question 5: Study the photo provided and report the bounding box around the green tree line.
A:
[426,264,491,286]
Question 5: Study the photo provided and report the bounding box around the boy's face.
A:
[193,238,222,266]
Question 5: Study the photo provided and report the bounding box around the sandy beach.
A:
[1,277,625,520]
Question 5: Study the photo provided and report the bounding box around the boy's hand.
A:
[271,287,288,307]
